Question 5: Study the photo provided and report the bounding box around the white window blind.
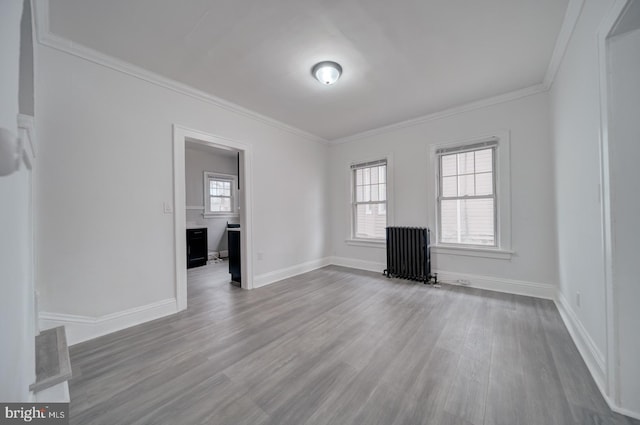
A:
[438,141,497,246]
[352,159,387,239]
[209,179,232,212]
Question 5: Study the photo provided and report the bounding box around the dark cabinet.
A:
[228,226,241,286]
[186,228,207,269]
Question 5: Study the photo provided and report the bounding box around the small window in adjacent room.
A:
[204,172,238,217]
[351,159,387,240]
[436,140,497,247]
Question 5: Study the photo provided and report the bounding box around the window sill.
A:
[345,238,386,248]
[432,245,514,260]
[203,213,240,219]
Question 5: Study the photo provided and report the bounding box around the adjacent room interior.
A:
[184,140,242,284]
[1,0,639,423]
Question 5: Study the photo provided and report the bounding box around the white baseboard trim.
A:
[610,404,640,422]
[434,269,556,300]
[39,298,178,346]
[554,292,640,421]
[253,257,332,289]
[555,291,608,402]
[329,256,385,273]
[327,258,555,300]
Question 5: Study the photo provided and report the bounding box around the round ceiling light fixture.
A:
[312,61,342,85]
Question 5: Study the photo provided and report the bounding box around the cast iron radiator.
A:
[383,227,437,284]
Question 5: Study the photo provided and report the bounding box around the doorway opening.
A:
[172,125,254,310]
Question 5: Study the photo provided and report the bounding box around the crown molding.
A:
[329,0,585,146]
[330,84,547,145]
[32,0,328,146]
[33,0,583,147]
[542,0,586,90]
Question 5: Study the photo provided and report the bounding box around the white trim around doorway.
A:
[596,0,638,418]
[172,125,255,311]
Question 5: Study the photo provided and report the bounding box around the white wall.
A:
[608,25,640,416]
[551,0,640,417]
[35,44,330,318]
[550,0,613,365]
[184,145,238,252]
[329,92,558,289]
[0,0,35,402]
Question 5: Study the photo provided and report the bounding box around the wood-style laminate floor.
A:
[68,263,639,425]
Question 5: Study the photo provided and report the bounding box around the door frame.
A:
[172,125,254,310]
[596,0,635,410]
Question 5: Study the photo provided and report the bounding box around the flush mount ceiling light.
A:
[312,61,342,85]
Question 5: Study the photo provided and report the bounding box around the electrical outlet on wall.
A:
[576,292,581,308]
[163,202,173,214]
[257,251,264,261]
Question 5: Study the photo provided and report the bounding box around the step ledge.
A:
[34,381,70,403]
[29,326,72,393]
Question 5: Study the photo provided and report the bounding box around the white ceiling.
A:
[47,0,569,141]
[611,0,640,37]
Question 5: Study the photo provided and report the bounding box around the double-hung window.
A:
[351,159,387,240]
[437,140,497,246]
[204,172,238,217]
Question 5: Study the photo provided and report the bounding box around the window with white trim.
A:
[204,172,238,217]
[437,140,497,246]
[351,159,387,240]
